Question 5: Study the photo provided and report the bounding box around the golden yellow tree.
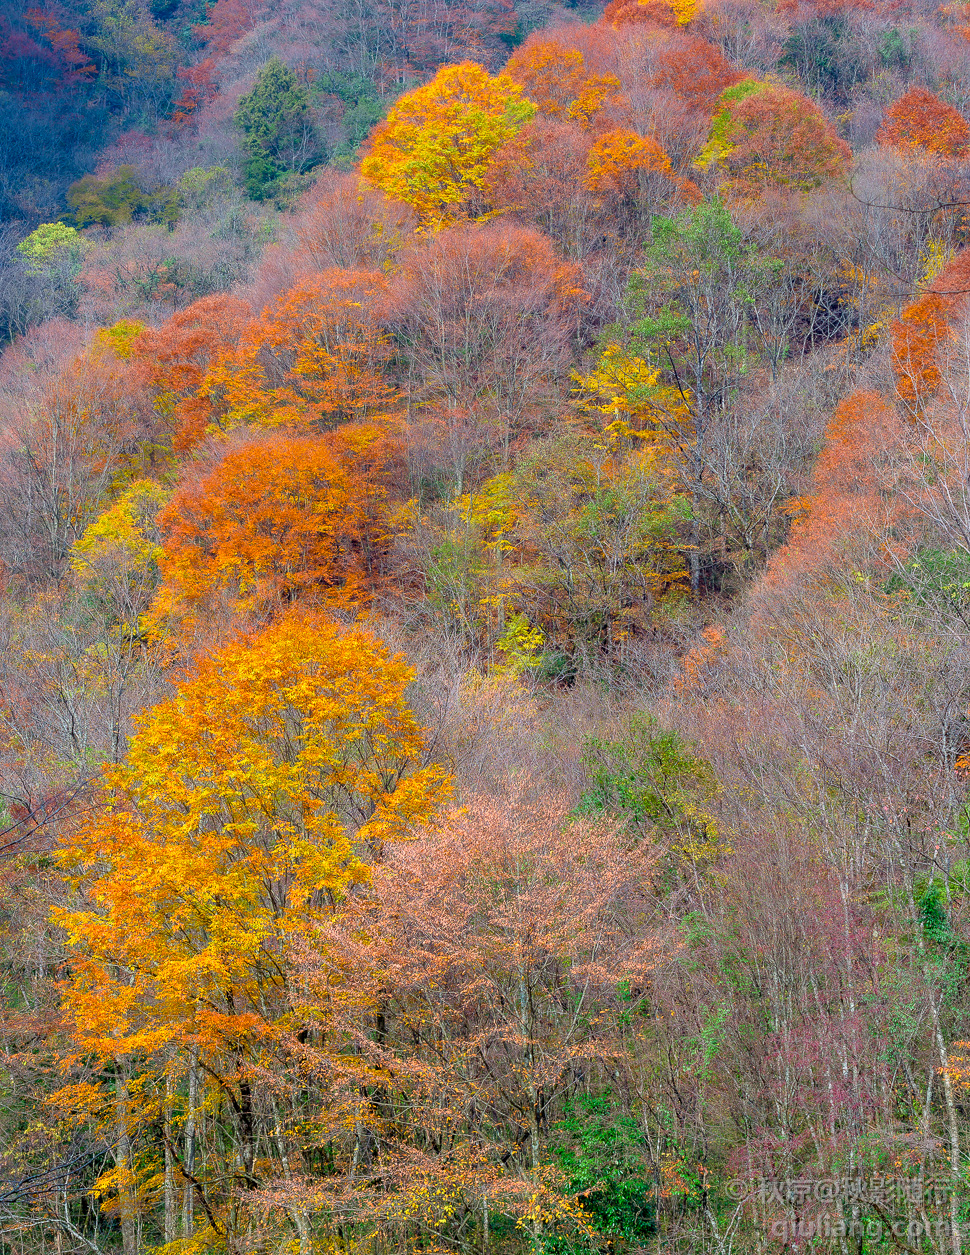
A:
[53,610,450,1249]
[359,61,536,226]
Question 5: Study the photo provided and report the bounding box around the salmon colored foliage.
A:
[761,391,903,592]
[484,117,593,226]
[272,790,661,1250]
[193,0,263,55]
[674,624,726,692]
[293,170,416,271]
[648,33,745,115]
[387,220,585,431]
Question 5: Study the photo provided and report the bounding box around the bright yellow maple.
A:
[55,609,451,1063]
[359,61,536,226]
[70,479,169,598]
[573,341,692,437]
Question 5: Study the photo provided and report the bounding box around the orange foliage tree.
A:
[890,250,970,416]
[891,292,951,417]
[585,128,701,204]
[195,269,396,437]
[131,294,252,452]
[876,87,970,158]
[505,38,587,114]
[602,0,698,26]
[505,37,625,130]
[760,390,905,595]
[151,428,395,633]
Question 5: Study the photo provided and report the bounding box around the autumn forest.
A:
[3,0,970,1250]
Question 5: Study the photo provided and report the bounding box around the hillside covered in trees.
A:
[5,0,970,1252]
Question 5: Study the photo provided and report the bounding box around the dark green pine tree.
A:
[234,57,323,201]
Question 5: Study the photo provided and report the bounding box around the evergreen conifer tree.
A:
[235,57,322,200]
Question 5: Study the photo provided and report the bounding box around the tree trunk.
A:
[114,1060,138,1255]
[183,1054,198,1238]
[164,1064,176,1245]
[930,992,963,1255]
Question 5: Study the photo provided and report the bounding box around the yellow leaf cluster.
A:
[70,478,169,595]
[573,342,692,438]
[55,610,451,1063]
[360,62,536,226]
[585,130,672,194]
